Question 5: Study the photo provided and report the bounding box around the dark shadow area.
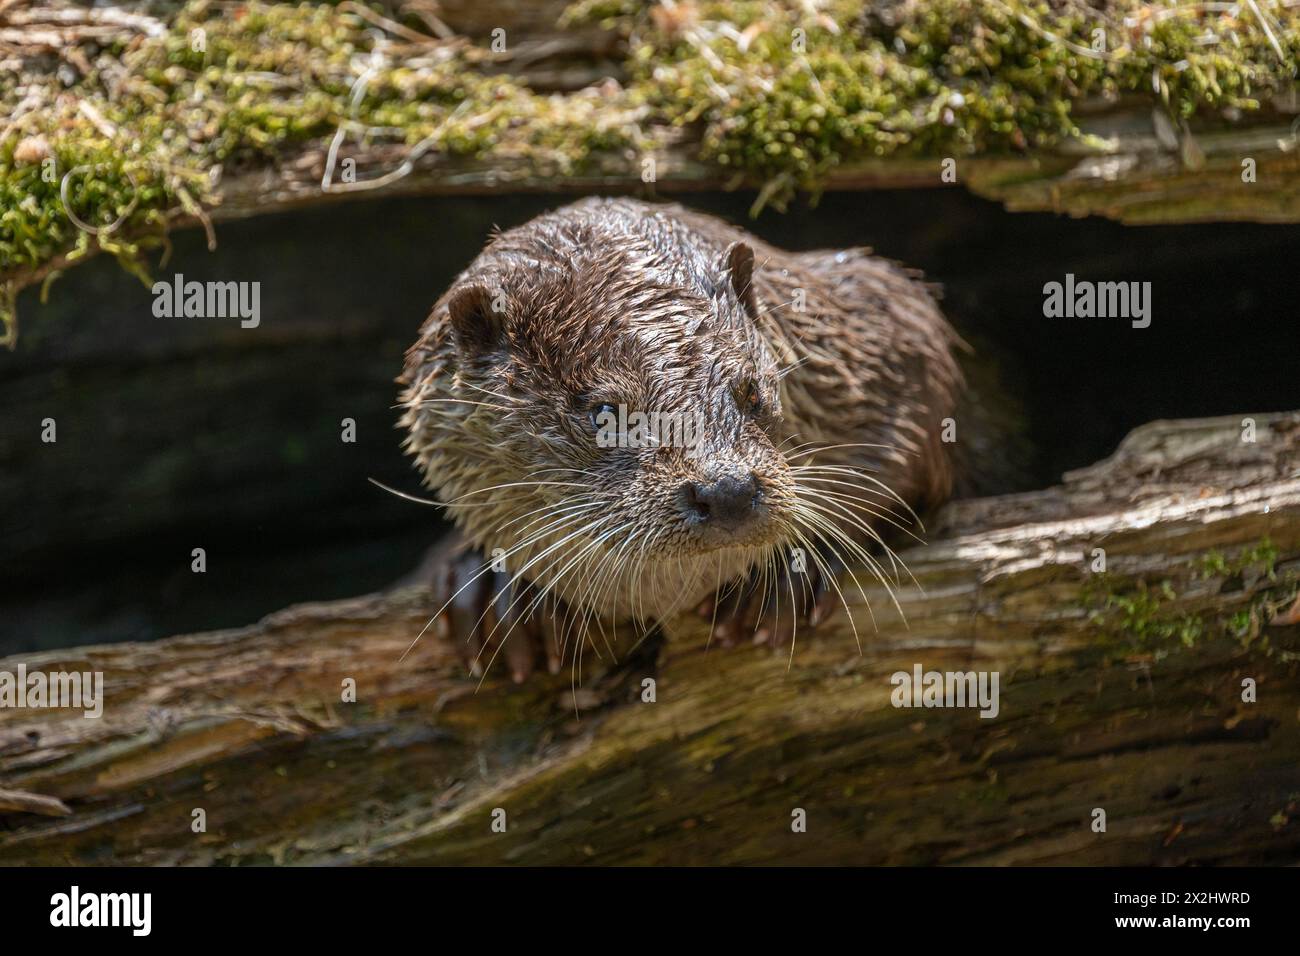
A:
[3,188,1298,652]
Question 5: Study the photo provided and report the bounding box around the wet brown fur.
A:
[398,198,962,628]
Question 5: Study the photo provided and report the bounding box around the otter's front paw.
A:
[697,559,841,650]
[436,548,564,683]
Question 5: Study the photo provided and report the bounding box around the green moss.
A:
[1083,539,1290,656]
[588,0,1299,207]
[1087,577,1207,650]
[2,0,1297,342]
[0,1,640,343]
[1197,539,1279,580]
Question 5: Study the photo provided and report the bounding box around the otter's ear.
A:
[447,284,505,357]
[721,241,758,320]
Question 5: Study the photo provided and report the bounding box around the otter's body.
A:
[399,199,962,669]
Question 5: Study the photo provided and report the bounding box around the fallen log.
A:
[1,410,1298,865]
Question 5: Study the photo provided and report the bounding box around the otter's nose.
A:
[681,474,760,530]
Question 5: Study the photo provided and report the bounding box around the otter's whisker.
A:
[760,544,778,643]
[548,521,632,663]
[405,397,512,412]
[368,478,450,509]
[401,505,601,663]
[485,494,609,546]
[784,441,895,462]
[790,488,896,560]
[805,495,924,585]
[792,490,911,579]
[789,463,922,526]
[461,382,523,406]
[483,512,614,634]
[780,504,883,632]
[703,551,723,650]
[785,556,800,669]
[788,476,921,538]
[793,492,922,596]
[442,478,591,504]
[789,504,910,627]
[472,515,617,683]
[584,518,642,648]
[376,478,593,512]
[787,469,913,508]
[776,354,813,380]
[498,512,633,665]
[792,499,899,590]
[782,524,862,654]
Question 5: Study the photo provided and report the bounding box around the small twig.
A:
[0,787,72,817]
[402,0,457,40]
[60,163,140,237]
[322,99,474,193]
[77,99,118,139]
[340,0,441,45]
[991,0,1121,61]
[1244,0,1288,64]
[5,6,165,37]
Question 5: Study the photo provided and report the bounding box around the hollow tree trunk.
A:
[1,411,1298,865]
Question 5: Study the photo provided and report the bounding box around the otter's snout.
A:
[680,473,762,531]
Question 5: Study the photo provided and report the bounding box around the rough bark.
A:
[209,106,1300,228]
[2,410,1297,864]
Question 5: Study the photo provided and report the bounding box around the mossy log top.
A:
[2,0,1300,344]
[2,410,1297,865]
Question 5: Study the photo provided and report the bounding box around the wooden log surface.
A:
[209,102,1300,227]
[2,410,1298,865]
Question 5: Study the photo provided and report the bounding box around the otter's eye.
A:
[590,403,618,430]
[734,379,762,415]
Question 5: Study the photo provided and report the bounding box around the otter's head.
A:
[405,226,798,619]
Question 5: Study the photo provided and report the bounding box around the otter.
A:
[397,198,963,682]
